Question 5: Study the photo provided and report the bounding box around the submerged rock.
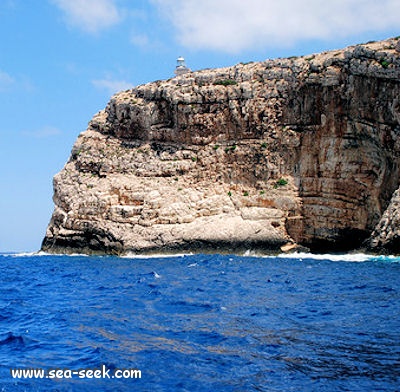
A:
[42,38,400,255]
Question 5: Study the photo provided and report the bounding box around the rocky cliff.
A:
[42,37,400,255]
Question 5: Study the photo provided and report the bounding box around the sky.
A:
[0,0,398,252]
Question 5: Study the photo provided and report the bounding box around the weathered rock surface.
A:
[42,37,400,255]
[368,189,400,253]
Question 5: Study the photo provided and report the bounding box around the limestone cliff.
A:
[42,37,400,255]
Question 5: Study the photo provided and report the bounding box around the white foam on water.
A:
[3,250,399,263]
[4,251,89,258]
[11,251,40,257]
[272,252,377,262]
[122,252,193,259]
[240,249,380,262]
[5,251,49,257]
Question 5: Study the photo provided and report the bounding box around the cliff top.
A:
[111,36,400,100]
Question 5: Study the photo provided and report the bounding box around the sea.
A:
[0,252,399,392]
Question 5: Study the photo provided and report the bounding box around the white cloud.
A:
[0,0,17,13]
[92,78,132,95]
[152,0,400,52]
[130,32,165,51]
[52,0,121,34]
[131,33,151,48]
[0,70,15,91]
[22,126,62,139]
[0,70,35,93]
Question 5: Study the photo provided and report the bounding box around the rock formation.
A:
[42,37,400,255]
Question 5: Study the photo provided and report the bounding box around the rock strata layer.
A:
[42,38,400,255]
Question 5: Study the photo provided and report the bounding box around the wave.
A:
[241,249,371,262]
[277,252,373,262]
[1,251,91,258]
[122,252,193,259]
[0,251,40,257]
[0,332,26,347]
[238,248,400,263]
[2,250,400,263]
[272,252,400,263]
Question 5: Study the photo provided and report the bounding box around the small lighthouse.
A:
[174,56,190,76]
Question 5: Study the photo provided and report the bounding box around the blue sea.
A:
[0,252,399,392]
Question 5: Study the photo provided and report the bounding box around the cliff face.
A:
[42,38,400,255]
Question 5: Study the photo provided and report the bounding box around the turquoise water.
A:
[0,252,399,391]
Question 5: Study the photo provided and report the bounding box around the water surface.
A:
[0,253,399,391]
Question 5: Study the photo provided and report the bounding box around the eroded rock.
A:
[42,37,400,255]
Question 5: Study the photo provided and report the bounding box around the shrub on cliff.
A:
[274,178,288,188]
[213,79,237,86]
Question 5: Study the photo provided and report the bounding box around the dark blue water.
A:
[0,252,399,391]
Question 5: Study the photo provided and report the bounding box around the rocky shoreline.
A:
[42,37,400,255]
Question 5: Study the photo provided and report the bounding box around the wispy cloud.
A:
[0,0,17,13]
[92,78,133,95]
[131,33,151,48]
[22,126,62,139]
[130,32,165,52]
[51,0,121,34]
[0,70,15,92]
[152,0,400,53]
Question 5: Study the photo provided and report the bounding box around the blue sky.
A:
[0,0,398,252]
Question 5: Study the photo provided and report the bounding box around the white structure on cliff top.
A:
[174,56,190,76]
